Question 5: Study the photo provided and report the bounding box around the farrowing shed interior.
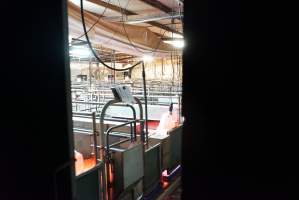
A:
[68,0,184,200]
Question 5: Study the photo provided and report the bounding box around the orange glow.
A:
[84,157,96,170]
[75,156,96,175]
[109,164,114,183]
[136,120,160,134]
[162,180,169,189]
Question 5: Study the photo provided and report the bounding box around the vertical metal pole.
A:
[92,112,99,164]
[142,62,149,143]
[130,123,133,142]
[178,95,181,124]
[89,58,92,111]
[113,50,116,84]
[89,57,92,90]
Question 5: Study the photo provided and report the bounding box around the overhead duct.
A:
[103,13,183,24]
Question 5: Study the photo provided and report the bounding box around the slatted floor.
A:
[163,186,182,200]
[157,176,181,200]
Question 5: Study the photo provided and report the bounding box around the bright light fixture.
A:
[69,47,91,58]
[172,33,184,39]
[68,36,73,46]
[163,39,185,48]
[142,55,154,62]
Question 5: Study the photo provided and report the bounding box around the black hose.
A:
[75,0,112,40]
[79,0,140,71]
[79,0,149,141]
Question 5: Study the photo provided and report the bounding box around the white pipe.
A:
[125,14,182,24]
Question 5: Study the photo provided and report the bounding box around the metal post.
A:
[142,62,149,143]
[92,112,99,164]
[113,50,116,84]
[178,95,181,124]
[89,57,92,91]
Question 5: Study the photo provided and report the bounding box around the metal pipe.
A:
[105,120,136,155]
[98,96,145,199]
[73,128,93,135]
[103,13,183,24]
[125,104,137,141]
[113,50,116,84]
[130,123,133,142]
[133,97,145,142]
[92,112,99,164]
[104,120,136,197]
[109,138,131,148]
[100,99,120,160]
[142,62,149,143]
[99,99,119,200]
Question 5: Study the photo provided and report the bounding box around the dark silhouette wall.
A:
[182,1,296,200]
[0,1,74,199]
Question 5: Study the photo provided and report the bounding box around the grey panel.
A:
[123,144,144,188]
[169,125,183,170]
[75,163,104,200]
[144,145,161,192]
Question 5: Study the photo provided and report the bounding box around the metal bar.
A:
[89,57,92,90]
[73,94,181,99]
[105,120,136,198]
[104,13,182,24]
[72,101,105,105]
[109,138,131,148]
[142,62,149,143]
[130,123,133,142]
[92,112,99,164]
[73,128,93,135]
[125,104,137,141]
[73,111,99,115]
[105,120,137,150]
[100,99,120,156]
[134,97,145,142]
[126,14,182,24]
[113,50,116,84]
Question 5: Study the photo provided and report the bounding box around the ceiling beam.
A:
[137,0,172,13]
[86,0,182,35]
[149,21,181,35]
[87,0,135,15]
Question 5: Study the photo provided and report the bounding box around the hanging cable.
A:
[80,0,140,71]
[75,0,112,40]
[117,0,169,55]
[84,0,128,49]
[79,0,149,142]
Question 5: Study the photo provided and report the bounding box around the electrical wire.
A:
[116,0,169,55]
[80,0,141,71]
[75,0,112,40]
[79,0,149,142]
[95,0,135,49]
[76,1,132,51]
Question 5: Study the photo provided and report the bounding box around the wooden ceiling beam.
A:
[148,21,181,35]
[86,0,182,35]
[87,0,135,15]
[137,0,172,13]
